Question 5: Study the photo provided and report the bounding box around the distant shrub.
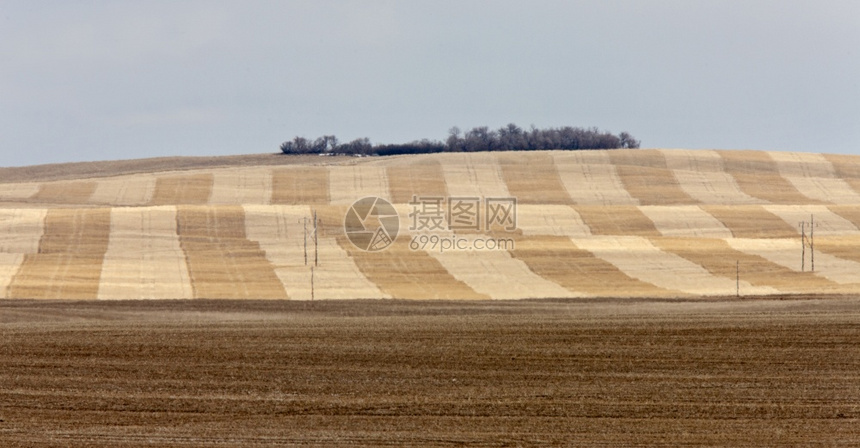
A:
[279,124,639,156]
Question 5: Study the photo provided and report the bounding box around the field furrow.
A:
[763,205,860,236]
[149,173,214,205]
[437,153,511,199]
[608,149,696,205]
[328,165,390,205]
[98,207,193,300]
[639,205,733,238]
[244,205,386,300]
[90,175,156,206]
[573,236,737,296]
[210,167,273,205]
[650,237,830,294]
[718,150,822,204]
[725,238,860,286]
[769,151,860,204]
[701,205,799,238]
[517,205,591,237]
[176,205,288,299]
[509,235,672,297]
[31,181,97,204]
[386,160,449,204]
[552,151,638,205]
[497,152,571,204]
[7,208,111,299]
[661,149,764,204]
[572,205,661,236]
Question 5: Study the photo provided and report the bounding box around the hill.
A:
[3,148,860,300]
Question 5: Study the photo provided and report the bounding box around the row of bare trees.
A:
[280,124,639,156]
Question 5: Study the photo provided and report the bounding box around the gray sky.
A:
[1,0,858,167]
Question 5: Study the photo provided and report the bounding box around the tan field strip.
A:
[97,207,193,300]
[0,183,41,202]
[814,235,860,265]
[701,205,799,238]
[0,209,47,299]
[725,238,860,286]
[271,167,330,205]
[509,235,673,297]
[823,153,860,196]
[149,173,214,205]
[572,205,661,236]
[517,205,591,237]
[30,181,97,204]
[243,205,386,300]
[426,241,575,299]
[497,152,571,205]
[209,167,273,205]
[660,149,764,204]
[638,205,733,238]
[768,151,860,204]
[552,151,639,205]
[650,237,830,295]
[328,165,391,205]
[89,175,156,206]
[436,153,512,199]
[176,205,287,299]
[573,236,743,296]
[826,205,860,229]
[763,205,860,236]
[718,150,823,204]
[608,149,696,205]
[337,237,489,300]
[386,160,449,204]
[7,208,111,299]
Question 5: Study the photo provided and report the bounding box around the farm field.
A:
[3,149,860,299]
[1,297,859,446]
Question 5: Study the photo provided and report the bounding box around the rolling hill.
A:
[3,148,860,300]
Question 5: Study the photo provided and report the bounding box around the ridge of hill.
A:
[2,148,860,300]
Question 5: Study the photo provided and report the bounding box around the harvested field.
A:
[726,238,860,286]
[0,183,41,202]
[271,167,330,205]
[763,204,860,236]
[552,151,638,205]
[650,237,830,295]
[497,152,571,204]
[176,206,287,299]
[701,205,799,238]
[30,181,97,204]
[0,209,46,299]
[209,167,273,205]
[328,165,390,205]
[6,208,111,299]
[509,235,672,297]
[608,149,696,205]
[769,151,860,204]
[437,152,511,199]
[718,150,822,204]
[639,205,732,238]
[1,299,859,446]
[149,173,214,205]
[572,205,661,237]
[97,207,193,300]
[89,175,156,206]
[827,204,860,229]
[516,205,591,237]
[386,160,449,204]
[660,149,764,204]
[572,236,737,296]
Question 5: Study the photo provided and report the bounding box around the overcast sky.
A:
[1,1,858,167]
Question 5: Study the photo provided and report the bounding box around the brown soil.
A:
[1,298,858,447]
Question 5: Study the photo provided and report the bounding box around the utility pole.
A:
[736,260,739,298]
[311,266,315,301]
[799,214,817,273]
[810,214,815,272]
[313,209,319,267]
[299,216,308,266]
[799,221,806,272]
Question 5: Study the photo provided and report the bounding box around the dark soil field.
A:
[1,297,859,446]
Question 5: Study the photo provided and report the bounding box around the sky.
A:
[1,0,858,167]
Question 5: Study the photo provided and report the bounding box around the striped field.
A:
[3,149,860,299]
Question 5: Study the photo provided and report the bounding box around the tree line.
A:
[280,124,639,156]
